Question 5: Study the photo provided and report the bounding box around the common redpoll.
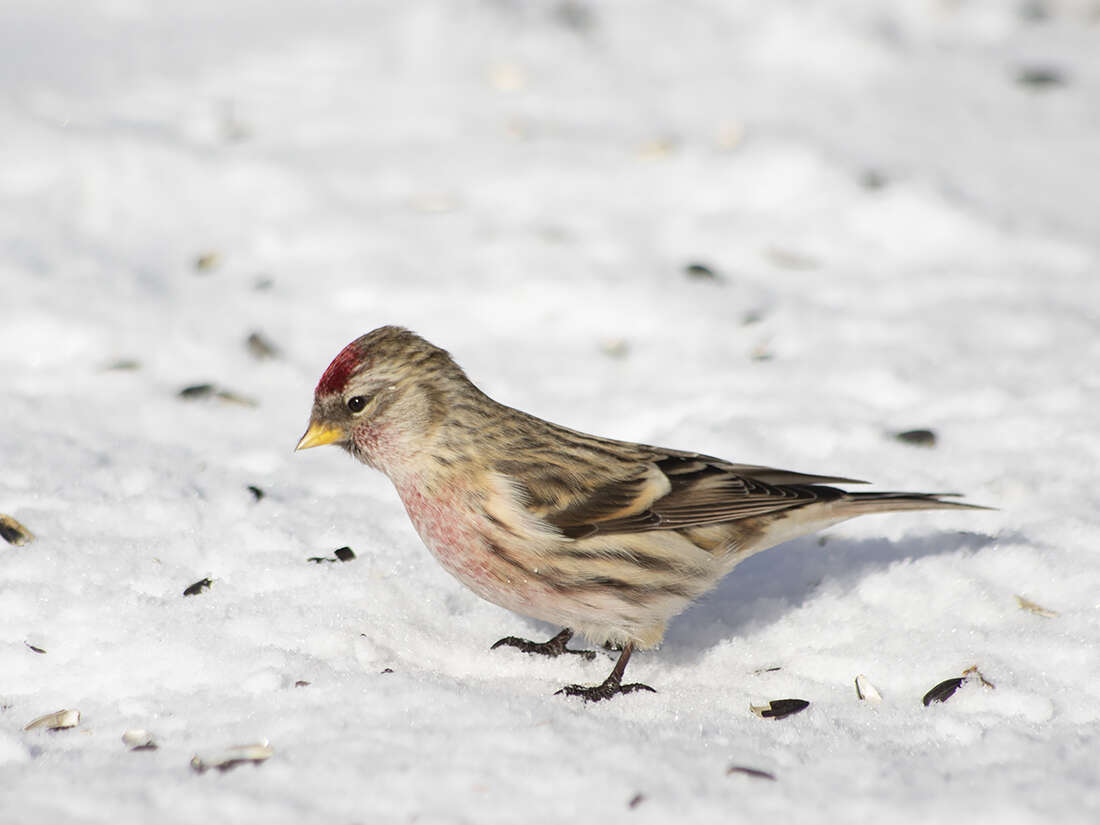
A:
[297,326,987,701]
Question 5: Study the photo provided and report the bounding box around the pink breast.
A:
[397,482,498,592]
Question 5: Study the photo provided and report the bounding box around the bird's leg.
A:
[491,627,596,660]
[555,643,656,702]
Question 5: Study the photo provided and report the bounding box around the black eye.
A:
[346,395,367,413]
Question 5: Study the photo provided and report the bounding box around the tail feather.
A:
[719,489,992,560]
[837,491,995,515]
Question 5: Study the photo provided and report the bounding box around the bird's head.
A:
[295,326,467,471]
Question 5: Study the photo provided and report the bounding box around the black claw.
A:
[555,679,657,702]
[490,629,596,660]
[553,641,653,701]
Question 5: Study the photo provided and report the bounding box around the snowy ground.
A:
[2,1,1099,822]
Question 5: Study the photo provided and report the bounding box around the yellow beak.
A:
[295,420,347,451]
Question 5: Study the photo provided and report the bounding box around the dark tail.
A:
[836,491,995,515]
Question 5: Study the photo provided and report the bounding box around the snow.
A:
[2,0,1098,822]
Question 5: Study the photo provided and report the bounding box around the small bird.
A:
[297,326,988,701]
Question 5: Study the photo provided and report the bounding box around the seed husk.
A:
[183,577,213,596]
[24,709,80,731]
[894,429,937,447]
[122,729,158,750]
[245,331,280,360]
[750,699,809,720]
[190,741,273,773]
[0,514,34,546]
[922,677,965,706]
[1016,594,1058,618]
[727,765,777,781]
[855,674,883,703]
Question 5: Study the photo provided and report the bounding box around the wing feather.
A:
[499,450,850,539]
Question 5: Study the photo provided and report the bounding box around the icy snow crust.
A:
[2,1,1098,822]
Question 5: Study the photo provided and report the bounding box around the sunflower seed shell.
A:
[190,741,274,773]
[24,709,80,731]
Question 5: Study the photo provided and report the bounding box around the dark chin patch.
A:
[317,341,369,395]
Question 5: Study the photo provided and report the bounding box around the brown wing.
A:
[525,453,857,540]
[495,458,671,531]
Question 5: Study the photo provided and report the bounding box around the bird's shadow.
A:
[657,528,1006,665]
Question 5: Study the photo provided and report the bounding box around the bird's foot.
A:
[490,628,596,660]
[554,675,656,703]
